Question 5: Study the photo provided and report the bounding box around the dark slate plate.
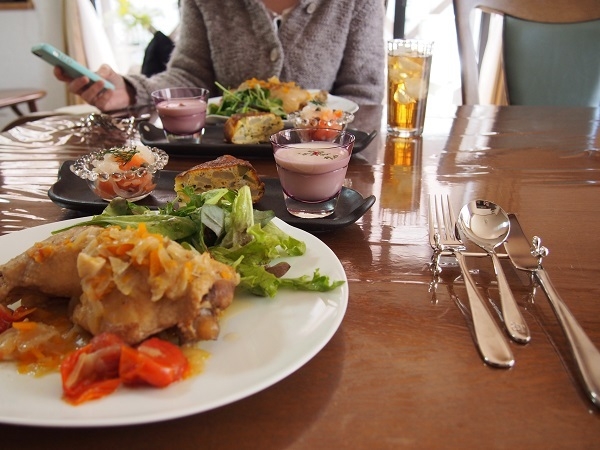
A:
[256,179,375,232]
[48,161,177,213]
[138,122,377,158]
[48,161,376,232]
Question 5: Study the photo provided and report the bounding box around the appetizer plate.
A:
[48,161,178,212]
[206,91,360,123]
[0,216,348,427]
[138,122,377,158]
[257,178,376,232]
[48,162,376,232]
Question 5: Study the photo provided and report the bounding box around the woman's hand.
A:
[54,64,133,112]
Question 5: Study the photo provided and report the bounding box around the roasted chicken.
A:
[0,224,240,344]
[0,226,103,306]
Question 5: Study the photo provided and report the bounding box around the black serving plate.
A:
[256,179,375,232]
[48,161,178,213]
[48,161,376,232]
[138,122,377,158]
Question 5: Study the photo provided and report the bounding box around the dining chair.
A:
[452,0,600,105]
[0,88,46,116]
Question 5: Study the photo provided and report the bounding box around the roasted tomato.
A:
[120,337,190,388]
[311,127,342,141]
[60,333,190,404]
[95,172,155,200]
[60,333,123,405]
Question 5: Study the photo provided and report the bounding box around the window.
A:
[95,0,180,74]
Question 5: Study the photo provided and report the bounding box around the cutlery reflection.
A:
[505,214,600,406]
[429,261,485,350]
[428,195,514,368]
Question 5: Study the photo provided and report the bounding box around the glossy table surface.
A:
[0,105,599,448]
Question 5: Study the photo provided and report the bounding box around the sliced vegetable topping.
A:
[60,333,123,405]
[0,304,36,334]
[120,337,190,387]
[60,333,190,405]
[56,186,344,297]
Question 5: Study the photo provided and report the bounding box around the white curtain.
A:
[63,0,118,105]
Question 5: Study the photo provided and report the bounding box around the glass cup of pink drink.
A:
[151,87,209,144]
[270,128,355,218]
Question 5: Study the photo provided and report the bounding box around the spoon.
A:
[457,200,531,344]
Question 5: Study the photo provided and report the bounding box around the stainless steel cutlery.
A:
[428,195,600,405]
[505,214,600,407]
[428,195,514,368]
[457,200,531,344]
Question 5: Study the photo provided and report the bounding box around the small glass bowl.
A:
[70,145,169,202]
[287,110,355,130]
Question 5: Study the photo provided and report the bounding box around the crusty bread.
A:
[174,155,265,203]
[223,112,284,144]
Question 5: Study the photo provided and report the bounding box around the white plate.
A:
[206,90,360,124]
[0,217,348,427]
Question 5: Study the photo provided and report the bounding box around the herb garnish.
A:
[101,147,139,164]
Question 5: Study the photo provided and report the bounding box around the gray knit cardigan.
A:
[126,0,385,106]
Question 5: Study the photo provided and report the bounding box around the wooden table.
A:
[0,105,599,448]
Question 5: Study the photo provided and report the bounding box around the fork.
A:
[428,194,514,368]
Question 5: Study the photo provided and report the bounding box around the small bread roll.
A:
[175,155,265,203]
[223,112,284,144]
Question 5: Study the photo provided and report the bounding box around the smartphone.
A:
[31,43,115,90]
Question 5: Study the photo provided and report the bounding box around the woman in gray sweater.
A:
[56,0,385,111]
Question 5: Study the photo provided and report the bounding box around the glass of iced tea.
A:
[387,40,433,137]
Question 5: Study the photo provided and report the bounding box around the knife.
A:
[504,214,600,407]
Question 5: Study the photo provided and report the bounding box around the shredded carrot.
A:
[136,222,150,238]
[149,249,164,277]
[107,243,135,256]
[27,243,55,263]
[28,347,47,361]
[220,269,234,280]
[12,321,38,331]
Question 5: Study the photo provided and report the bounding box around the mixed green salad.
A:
[57,186,344,297]
[207,81,287,118]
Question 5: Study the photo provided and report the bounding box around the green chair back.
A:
[503,16,600,106]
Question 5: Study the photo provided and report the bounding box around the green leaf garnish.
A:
[208,82,287,118]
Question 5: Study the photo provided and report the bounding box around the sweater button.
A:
[306,2,316,14]
[270,48,279,62]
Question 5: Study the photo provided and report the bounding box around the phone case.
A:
[31,43,115,90]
